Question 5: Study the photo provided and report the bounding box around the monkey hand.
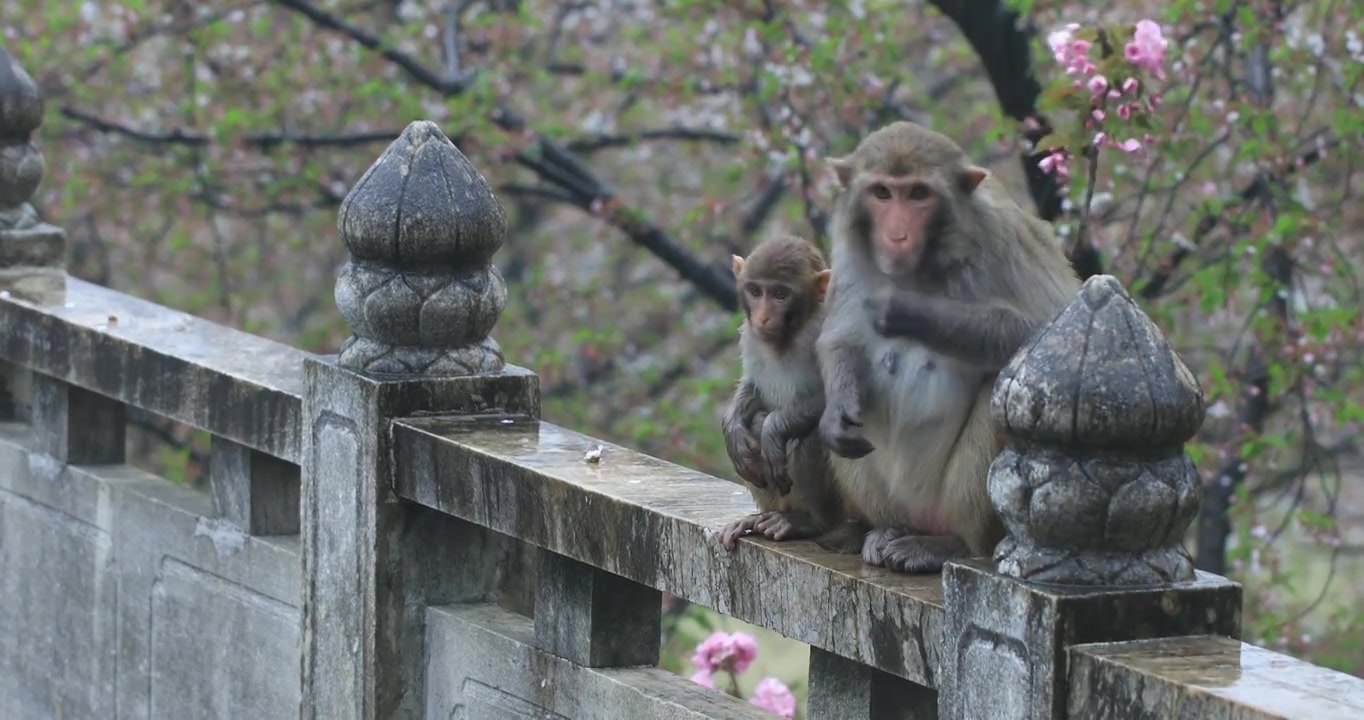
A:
[864,287,927,340]
[759,438,794,496]
[723,426,768,488]
[818,402,875,458]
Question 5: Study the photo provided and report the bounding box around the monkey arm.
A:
[815,331,876,458]
[758,403,822,496]
[762,404,822,445]
[722,380,768,488]
[866,289,1036,372]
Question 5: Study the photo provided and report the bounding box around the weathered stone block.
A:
[427,603,773,719]
[392,415,946,689]
[0,279,307,462]
[938,559,1241,720]
[807,647,937,720]
[210,435,300,536]
[0,464,117,718]
[0,358,28,421]
[300,358,538,720]
[991,274,1207,586]
[0,421,303,720]
[535,549,661,667]
[1068,635,1364,720]
[148,559,301,717]
[30,372,125,465]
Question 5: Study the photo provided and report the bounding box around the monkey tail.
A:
[813,519,871,555]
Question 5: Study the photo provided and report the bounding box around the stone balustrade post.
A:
[0,45,61,424]
[0,46,124,462]
[939,275,1243,720]
[299,121,539,719]
[0,45,63,303]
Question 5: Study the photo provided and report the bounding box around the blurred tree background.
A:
[5,0,1363,707]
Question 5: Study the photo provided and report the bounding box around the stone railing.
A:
[2,47,1362,720]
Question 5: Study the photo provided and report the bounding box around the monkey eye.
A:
[747,285,762,298]
[870,184,892,200]
[908,183,932,201]
[772,287,790,301]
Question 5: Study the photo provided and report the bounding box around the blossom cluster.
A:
[1038,19,1170,181]
[690,630,759,681]
[687,631,796,718]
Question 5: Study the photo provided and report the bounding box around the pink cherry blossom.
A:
[1121,77,1140,94]
[1047,24,1096,76]
[1117,104,1132,120]
[1047,24,1079,62]
[691,631,760,675]
[689,670,715,689]
[1118,138,1143,153]
[1087,74,1108,100]
[749,677,797,718]
[1124,20,1168,78]
[1038,150,1070,180]
[730,632,759,671]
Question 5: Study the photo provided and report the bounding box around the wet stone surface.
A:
[390,414,948,689]
[0,278,310,462]
[1069,635,1364,720]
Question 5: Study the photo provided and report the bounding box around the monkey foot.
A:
[879,535,971,574]
[720,512,820,551]
[861,527,910,565]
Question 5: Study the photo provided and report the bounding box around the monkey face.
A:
[742,280,799,343]
[861,176,939,277]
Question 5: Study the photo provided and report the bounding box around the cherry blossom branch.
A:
[928,0,1065,223]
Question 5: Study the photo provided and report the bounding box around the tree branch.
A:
[269,0,740,311]
[268,0,471,93]
[565,127,741,154]
[928,0,1065,224]
[1139,135,1338,300]
[59,106,401,150]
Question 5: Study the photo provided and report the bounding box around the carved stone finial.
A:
[989,274,1206,586]
[334,120,509,376]
[0,44,65,300]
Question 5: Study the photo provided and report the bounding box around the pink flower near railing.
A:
[749,677,797,718]
[691,630,759,675]
[687,631,795,717]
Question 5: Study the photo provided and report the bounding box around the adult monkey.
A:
[816,121,1080,573]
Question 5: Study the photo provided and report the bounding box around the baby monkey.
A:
[719,235,848,550]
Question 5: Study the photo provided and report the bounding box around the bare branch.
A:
[1139,134,1339,300]
[565,127,741,154]
[270,0,739,311]
[59,106,401,150]
[268,0,470,92]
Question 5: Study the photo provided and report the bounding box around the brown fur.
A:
[816,122,1081,573]
[719,235,854,551]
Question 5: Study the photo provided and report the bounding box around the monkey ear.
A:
[958,166,989,194]
[731,254,746,278]
[825,157,855,188]
[813,269,833,303]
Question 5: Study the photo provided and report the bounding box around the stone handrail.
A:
[2,45,1363,720]
[392,414,946,687]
